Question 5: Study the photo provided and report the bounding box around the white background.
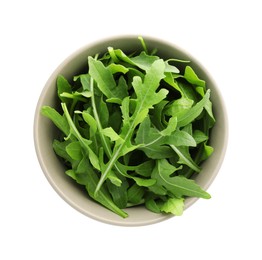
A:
[1,0,261,259]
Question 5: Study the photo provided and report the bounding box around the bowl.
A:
[34,35,228,226]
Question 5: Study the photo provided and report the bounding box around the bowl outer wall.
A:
[34,36,228,226]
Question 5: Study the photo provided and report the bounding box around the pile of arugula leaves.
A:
[41,37,215,218]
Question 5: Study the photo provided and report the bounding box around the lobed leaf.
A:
[88,57,128,103]
[152,159,210,198]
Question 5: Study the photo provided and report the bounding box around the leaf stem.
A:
[90,77,112,157]
[90,77,130,194]
[95,124,134,195]
[61,103,85,144]
[170,144,201,173]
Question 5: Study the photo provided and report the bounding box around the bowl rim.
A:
[34,35,228,226]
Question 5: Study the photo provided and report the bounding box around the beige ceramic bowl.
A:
[34,36,228,226]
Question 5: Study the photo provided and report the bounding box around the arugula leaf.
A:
[130,51,159,71]
[164,97,194,117]
[88,57,128,104]
[131,59,168,116]
[184,66,205,88]
[145,198,162,213]
[81,110,97,137]
[57,75,72,103]
[193,130,208,144]
[106,175,128,209]
[53,139,73,163]
[200,142,214,161]
[152,159,210,198]
[127,183,145,204]
[76,157,128,218]
[66,141,83,161]
[41,106,70,136]
[160,197,184,216]
[176,89,211,127]
[170,145,201,172]
[101,127,123,142]
[134,160,155,177]
[107,63,129,74]
[60,90,92,101]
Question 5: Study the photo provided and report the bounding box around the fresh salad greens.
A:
[41,37,215,218]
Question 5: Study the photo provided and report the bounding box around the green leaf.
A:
[59,90,92,101]
[177,89,211,127]
[164,97,194,117]
[108,108,122,133]
[101,127,123,142]
[178,80,199,102]
[110,48,135,65]
[135,116,156,145]
[96,96,109,128]
[193,130,208,144]
[200,142,214,161]
[106,176,128,209]
[184,66,205,88]
[87,146,101,171]
[130,51,159,71]
[170,145,201,172]
[53,139,73,163]
[120,96,130,124]
[82,111,97,137]
[65,169,77,180]
[107,170,122,186]
[88,57,128,103]
[152,159,210,198]
[132,177,156,187]
[164,61,180,73]
[138,36,149,54]
[135,117,174,159]
[41,106,70,136]
[160,116,177,136]
[136,117,196,161]
[140,145,175,159]
[204,98,216,123]
[79,74,91,90]
[66,141,83,160]
[163,72,183,94]
[127,183,145,204]
[150,100,169,130]
[64,157,128,217]
[135,160,155,177]
[132,59,168,115]
[145,198,161,213]
[107,63,129,74]
[61,102,100,171]
[77,157,128,218]
[160,197,184,216]
[167,130,196,147]
[57,75,72,103]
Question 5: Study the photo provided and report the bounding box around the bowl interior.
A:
[34,36,228,226]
